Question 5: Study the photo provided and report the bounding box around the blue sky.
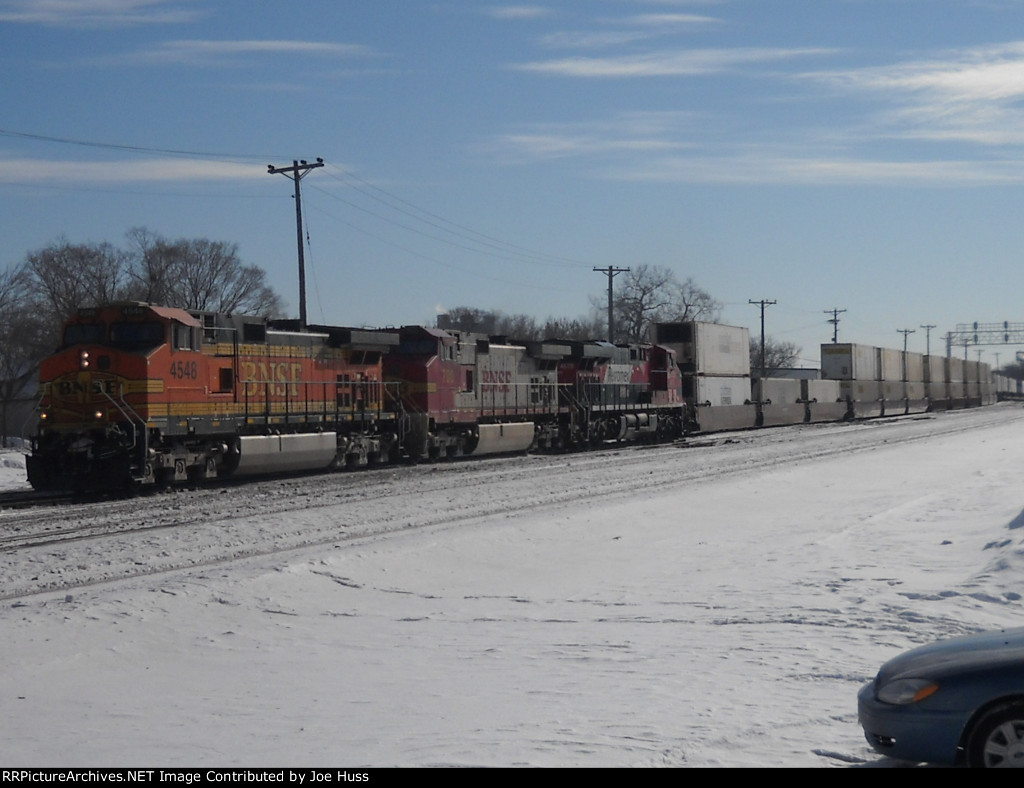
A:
[4,0,1024,366]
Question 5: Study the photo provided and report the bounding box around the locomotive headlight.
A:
[80,350,91,369]
[93,409,104,421]
[39,411,48,421]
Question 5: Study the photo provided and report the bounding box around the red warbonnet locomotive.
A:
[27,303,687,490]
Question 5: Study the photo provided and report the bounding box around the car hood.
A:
[877,627,1024,684]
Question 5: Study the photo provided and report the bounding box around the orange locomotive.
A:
[28,303,400,490]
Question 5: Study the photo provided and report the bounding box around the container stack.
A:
[820,343,882,418]
[802,378,846,423]
[904,351,927,413]
[654,321,755,431]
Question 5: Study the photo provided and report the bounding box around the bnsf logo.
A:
[241,361,305,397]
[54,378,120,399]
[482,369,512,393]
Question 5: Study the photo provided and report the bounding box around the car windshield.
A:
[109,321,165,351]
[62,323,106,347]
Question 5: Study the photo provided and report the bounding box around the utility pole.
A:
[824,307,846,343]
[920,323,936,356]
[897,328,916,353]
[594,266,630,342]
[749,299,776,377]
[268,158,324,327]
[749,299,775,426]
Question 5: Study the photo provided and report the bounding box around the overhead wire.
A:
[1,127,596,290]
[0,127,279,162]
[322,163,591,270]
[304,201,554,292]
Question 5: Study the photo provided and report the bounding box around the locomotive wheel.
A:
[154,467,175,490]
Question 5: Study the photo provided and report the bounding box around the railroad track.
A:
[2,405,1023,601]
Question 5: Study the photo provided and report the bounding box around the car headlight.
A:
[876,678,940,705]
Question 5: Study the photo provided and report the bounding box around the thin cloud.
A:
[484,5,552,20]
[0,0,202,26]
[805,41,1024,147]
[109,39,377,67]
[816,42,1024,101]
[515,47,834,77]
[607,153,1024,186]
[629,13,719,27]
[538,12,719,50]
[0,156,263,184]
[484,111,703,163]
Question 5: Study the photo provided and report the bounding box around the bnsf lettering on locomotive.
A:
[482,370,512,384]
[240,361,305,397]
[56,379,119,397]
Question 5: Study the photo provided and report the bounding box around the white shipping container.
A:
[821,343,878,381]
[923,355,944,384]
[803,379,842,402]
[839,379,881,403]
[879,348,902,382]
[656,322,751,377]
[686,375,752,407]
[760,378,801,405]
[880,380,905,402]
[904,352,924,383]
[905,381,926,400]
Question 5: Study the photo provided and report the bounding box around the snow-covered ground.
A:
[3,406,1024,767]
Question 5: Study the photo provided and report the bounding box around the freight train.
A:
[25,302,996,492]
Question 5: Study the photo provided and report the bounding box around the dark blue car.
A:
[858,627,1024,767]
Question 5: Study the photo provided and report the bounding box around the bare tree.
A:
[25,237,131,330]
[541,314,605,341]
[600,265,722,343]
[24,231,284,325]
[124,227,179,305]
[749,336,802,376]
[438,307,605,343]
[125,230,283,316]
[0,264,48,446]
[438,307,498,334]
[495,312,540,340]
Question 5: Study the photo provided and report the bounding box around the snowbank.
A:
[3,408,1024,767]
[0,450,28,491]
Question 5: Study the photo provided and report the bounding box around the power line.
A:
[2,127,593,276]
[303,201,552,293]
[321,164,591,270]
[0,127,278,162]
[0,127,611,305]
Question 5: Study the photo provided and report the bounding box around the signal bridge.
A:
[947,322,1024,357]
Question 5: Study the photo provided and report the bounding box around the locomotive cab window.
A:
[218,367,234,393]
[63,323,106,348]
[109,321,165,351]
[172,323,199,351]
